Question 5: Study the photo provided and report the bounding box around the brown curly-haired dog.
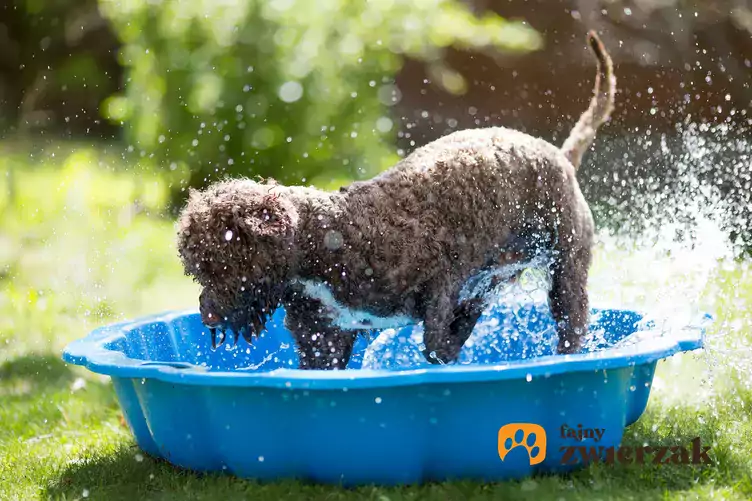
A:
[176,31,616,369]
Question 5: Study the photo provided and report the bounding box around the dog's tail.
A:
[560,31,616,171]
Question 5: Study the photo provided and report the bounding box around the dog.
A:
[176,31,616,369]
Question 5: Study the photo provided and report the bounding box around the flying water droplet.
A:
[278,81,303,103]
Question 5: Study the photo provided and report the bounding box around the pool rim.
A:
[61,307,709,390]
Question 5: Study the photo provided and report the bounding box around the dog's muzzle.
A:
[200,294,279,351]
[199,290,254,350]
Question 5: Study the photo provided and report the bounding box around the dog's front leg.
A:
[421,286,461,364]
[281,289,359,370]
[548,244,591,354]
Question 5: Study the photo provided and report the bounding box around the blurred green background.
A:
[1,0,751,499]
[2,0,544,209]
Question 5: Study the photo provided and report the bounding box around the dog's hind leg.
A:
[547,31,611,354]
[548,242,591,354]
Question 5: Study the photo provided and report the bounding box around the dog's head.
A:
[176,178,299,345]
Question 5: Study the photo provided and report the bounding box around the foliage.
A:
[0,0,121,137]
[97,0,542,209]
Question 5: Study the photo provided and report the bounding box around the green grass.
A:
[1,144,752,500]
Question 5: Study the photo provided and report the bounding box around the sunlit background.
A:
[1,0,751,499]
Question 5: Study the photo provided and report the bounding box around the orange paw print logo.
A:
[498,423,547,465]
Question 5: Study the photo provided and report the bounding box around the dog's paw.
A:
[421,347,459,365]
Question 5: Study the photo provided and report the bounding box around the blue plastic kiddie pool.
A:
[62,298,708,486]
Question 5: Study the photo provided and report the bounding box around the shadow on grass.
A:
[0,352,122,445]
[0,353,76,396]
[44,445,198,501]
[43,397,752,501]
[44,444,374,501]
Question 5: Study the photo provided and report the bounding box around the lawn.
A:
[1,144,751,500]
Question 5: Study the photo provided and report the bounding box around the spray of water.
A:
[583,119,752,403]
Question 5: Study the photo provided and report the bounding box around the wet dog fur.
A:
[176,31,616,369]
